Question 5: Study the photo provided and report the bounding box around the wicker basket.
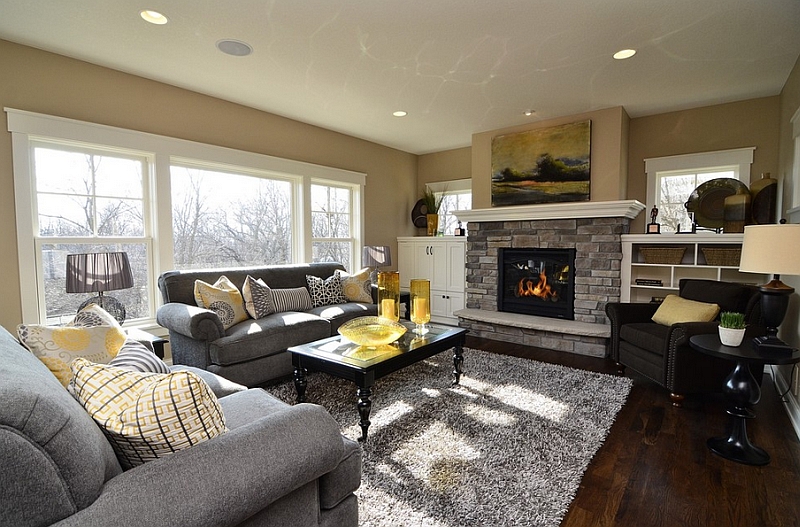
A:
[639,246,687,265]
[701,247,742,267]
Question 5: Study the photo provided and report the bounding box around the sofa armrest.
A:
[156,302,225,342]
[54,404,346,527]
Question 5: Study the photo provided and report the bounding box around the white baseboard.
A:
[770,365,800,441]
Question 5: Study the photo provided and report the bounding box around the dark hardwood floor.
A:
[465,335,800,527]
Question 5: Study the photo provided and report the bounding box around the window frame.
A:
[7,108,366,328]
[426,178,472,235]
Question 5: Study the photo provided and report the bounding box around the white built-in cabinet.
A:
[621,233,767,303]
[397,237,467,324]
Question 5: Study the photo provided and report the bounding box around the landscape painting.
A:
[491,120,591,206]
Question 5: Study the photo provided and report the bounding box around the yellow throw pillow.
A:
[336,268,373,303]
[651,295,720,326]
[70,358,227,470]
[194,275,250,329]
[17,323,126,386]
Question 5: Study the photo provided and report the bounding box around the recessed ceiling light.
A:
[393,111,408,117]
[613,49,636,60]
[524,109,535,116]
[140,10,168,25]
[216,39,253,57]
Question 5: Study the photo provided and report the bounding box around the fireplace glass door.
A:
[498,248,576,320]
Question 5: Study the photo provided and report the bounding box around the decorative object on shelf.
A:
[718,311,747,347]
[723,187,751,233]
[646,204,661,234]
[490,120,591,207]
[337,316,407,347]
[454,220,466,236]
[639,246,686,265]
[750,172,778,224]
[377,271,400,322]
[635,278,663,286]
[409,279,431,335]
[421,187,446,236]
[739,222,800,355]
[411,199,428,228]
[66,252,134,324]
[701,247,742,267]
[685,177,749,231]
[362,245,392,283]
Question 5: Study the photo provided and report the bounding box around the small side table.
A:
[690,333,800,466]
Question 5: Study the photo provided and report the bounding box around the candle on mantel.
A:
[380,298,397,321]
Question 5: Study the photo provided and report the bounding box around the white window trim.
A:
[426,178,471,194]
[644,147,755,211]
[7,108,366,325]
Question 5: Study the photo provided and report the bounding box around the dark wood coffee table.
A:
[288,321,467,442]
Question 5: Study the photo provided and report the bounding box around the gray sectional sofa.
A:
[157,262,377,387]
[0,323,361,527]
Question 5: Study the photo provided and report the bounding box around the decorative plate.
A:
[684,178,749,229]
[411,199,428,228]
[338,316,407,347]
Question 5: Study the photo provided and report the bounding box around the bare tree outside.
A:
[657,171,730,232]
[311,184,352,270]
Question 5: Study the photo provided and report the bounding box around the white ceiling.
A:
[1,0,799,155]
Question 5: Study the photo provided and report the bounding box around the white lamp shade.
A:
[739,224,800,276]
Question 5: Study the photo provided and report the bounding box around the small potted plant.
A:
[718,311,746,347]
[421,187,446,237]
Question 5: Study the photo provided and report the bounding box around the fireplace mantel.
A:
[455,199,645,223]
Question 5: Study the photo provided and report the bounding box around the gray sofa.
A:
[157,262,377,387]
[0,324,361,527]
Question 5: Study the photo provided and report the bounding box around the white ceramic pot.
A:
[719,326,746,347]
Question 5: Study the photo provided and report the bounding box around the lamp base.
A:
[79,295,127,325]
[752,335,796,356]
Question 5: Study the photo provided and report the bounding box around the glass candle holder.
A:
[377,271,400,322]
[410,279,431,334]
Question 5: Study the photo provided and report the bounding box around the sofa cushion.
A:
[70,359,227,470]
[651,295,719,326]
[307,274,348,308]
[210,312,331,366]
[169,365,249,398]
[109,338,171,373]
[308,301,378,333]
[194,275,250,330]
[0,326,122,524]
[17,322,126,386]
[243,275,276,319]
[336,268,373,303]
[272,287,313,312]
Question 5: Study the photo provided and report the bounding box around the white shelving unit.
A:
[621,233,767,303]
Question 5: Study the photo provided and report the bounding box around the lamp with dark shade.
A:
[739,223,800,354]
[66,252,134,324]
[362,245,392,283]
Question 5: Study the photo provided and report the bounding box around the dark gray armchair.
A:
[606,279,764,406]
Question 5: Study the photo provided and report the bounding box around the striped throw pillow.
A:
[271,287,313,313]
[109,339,170,374]
[70,358,227,469]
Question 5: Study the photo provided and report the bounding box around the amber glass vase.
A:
[410,279,431,334]
[377,271,400,322]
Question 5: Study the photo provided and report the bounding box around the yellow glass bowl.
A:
[338,316,407,347]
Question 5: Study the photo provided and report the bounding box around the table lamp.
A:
[66,251,134,324]
[739,223,800,354]
[363,245,392,283]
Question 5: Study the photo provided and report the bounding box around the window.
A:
[171,164,294,269]
[427,179,472,235]
[8,109,365,327]
[32,142,152,325]
[645,148,754,233]
[311,182,355,270]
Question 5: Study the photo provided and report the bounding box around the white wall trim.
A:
[770,365,800,441]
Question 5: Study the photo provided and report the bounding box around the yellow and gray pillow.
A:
[194,275,250,329]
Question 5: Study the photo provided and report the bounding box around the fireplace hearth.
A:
[498,248,576,320]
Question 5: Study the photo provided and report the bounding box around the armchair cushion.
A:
[651,294,720,326]
[620,322,671,354]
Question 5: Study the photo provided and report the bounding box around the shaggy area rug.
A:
[265,348,633,527]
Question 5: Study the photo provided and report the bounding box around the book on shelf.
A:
[635,278,663,286]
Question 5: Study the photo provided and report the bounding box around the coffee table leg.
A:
[356,386,372,442]
[452,343,464,385]
[293,367,307,403]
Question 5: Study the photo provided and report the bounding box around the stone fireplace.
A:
[454,200,644,358]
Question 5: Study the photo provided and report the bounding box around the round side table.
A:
[689,334,800,466]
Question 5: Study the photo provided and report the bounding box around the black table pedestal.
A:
[707,360,768,465]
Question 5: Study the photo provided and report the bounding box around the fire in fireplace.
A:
[498,248,576,319]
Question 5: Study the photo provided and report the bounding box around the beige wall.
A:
[470,106,630,209]
[0,39,417,330]
[627,96,782,233]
